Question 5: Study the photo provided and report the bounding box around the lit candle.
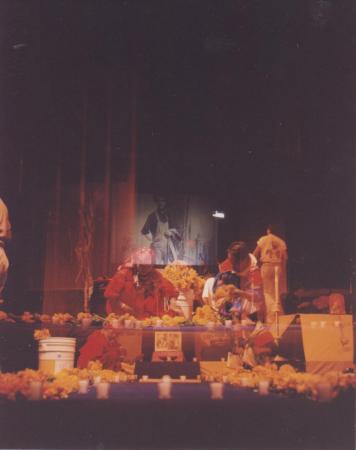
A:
[78,379,89,394]
[96,381,110,399]
[94,375,101,386]
[210,382,224,400]
[111,319,119,329]
[29,380,42,400]
[258,380,270,396]
[114,374,121,383]
[158,380,172,399]
[240,376,249,387]
[316,382,332,402]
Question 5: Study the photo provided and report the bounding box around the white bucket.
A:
[39,337,76,375]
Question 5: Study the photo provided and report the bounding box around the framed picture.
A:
[154,331,182,352]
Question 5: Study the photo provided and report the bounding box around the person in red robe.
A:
[104,248,177,319]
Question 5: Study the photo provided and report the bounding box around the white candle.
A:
[180,375,186,381]
[81,318,92,328]
[258,380,270,396]
[78,379,89,394]
[124,319,132,328]
[225,320,232,328]
[94,375,101,386]
[142,375,149,382]
[316,382,332,402]
[29,380,42,400]
[96,381,110,399]
[240,376,249,387]
[114,374,121,383]
[111,319,119,329]
[158,381,172,399]
[210,382,224,400]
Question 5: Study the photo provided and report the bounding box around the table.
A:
[0,383,354,449]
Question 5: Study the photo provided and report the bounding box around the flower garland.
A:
[201,362,356,401]
[0,361,135,400]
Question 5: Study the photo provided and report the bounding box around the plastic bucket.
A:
[39,337,76,375]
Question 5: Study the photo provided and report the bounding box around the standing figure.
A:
[0,198,11,302]
[253,225,287,324]
[141,195,181,265]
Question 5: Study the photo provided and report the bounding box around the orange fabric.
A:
[77,330,125,370]
[218,258,232,273]
[104,267,177,318]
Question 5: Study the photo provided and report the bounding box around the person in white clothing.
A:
[202,276,216,308]
[141,195,181,265]
[253,225,287,323]
[0,198,11,301]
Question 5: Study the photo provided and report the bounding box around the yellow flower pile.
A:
[0,310,8,321]
[52,313,74,325]
[21,311,35,323]
[77,312,92,320]
[161,263,205,296]
[141,314,187,327]
[209,362,356,400]
[192,305,219,325]
[0,362,135,400]
[37,314,52,323]
[33,328,51,341]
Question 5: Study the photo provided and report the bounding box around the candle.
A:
[316,382,332,402]
[258,380,270,396]
[225,320,232,328]
[142,375,149,382]
[210,382,224,400]
[114,374,121,383]
[124,319,132,328]
[111,319,119,329]
[78,379,89,394]
[240,376,249,387]
[96,381,110,399]
[158,380,172,399]
[180,375,186,382]
[81,318,92,328]
[94,375,101,386]
[29,380,42,400]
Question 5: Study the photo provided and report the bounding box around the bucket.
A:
[39,337,76,375]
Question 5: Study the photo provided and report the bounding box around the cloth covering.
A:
[300,314,354,374]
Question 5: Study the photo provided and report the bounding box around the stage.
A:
[0,382,354,449]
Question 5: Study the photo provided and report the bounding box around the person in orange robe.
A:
[104,248,177,319]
